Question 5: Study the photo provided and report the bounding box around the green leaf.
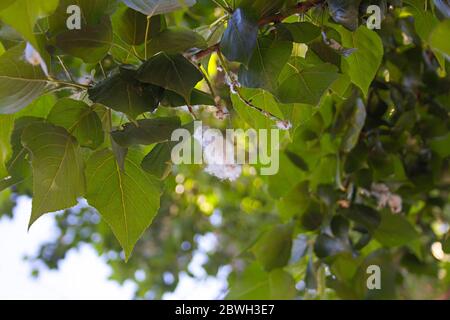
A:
[373,210,420,249]
[220,8,259,66]
[55,17,113,64]
[239,37,293,92]
[21,122,86,227]
[111,117,181,147]
[279,22,321,43]
[144,28,207,56]
[277,182,310,222]
[121,0,196,15]
[406,4,445,68]
[251,224,293,271]
[231,88,284,129]
[300,201,324,231]
[0,114,14,178]
[227,263,296,300]
[358,250,398,299]
[0,0,59,50]
[5,117,45,187]
[429,20,450,60]
[111,138,128,172]
[268,269,297,299]
[141,142,173,179]
[442,235,450,254]
[341,98,366,152]
[278,63,339,105]
[112,6,148,45]
[162,88,215,107]
[339,26,383,96]
[429,133,450,158]
[15,94,56,118]
[341,204,381,232]
[85,149,161,260]
[47,98,104,149]
[49,0,118,30]
[88,65,163,119]
[0,44,47,114]
[0,0,15,12]
[268,152,307,199]
[137,52,202,102]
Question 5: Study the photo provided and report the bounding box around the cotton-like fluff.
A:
[24,43,48,76]
[276,120,292,131]
[204,164,242,181]
[193,125,242,181]
[371,183,403,214]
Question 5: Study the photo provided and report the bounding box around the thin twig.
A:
[186,105,198,120]
[99,61,107,79]
[56,56,75,83]
[48,79,89,90]
[211,0,232,13]
[144,16,151,60]
[197,64,217,100]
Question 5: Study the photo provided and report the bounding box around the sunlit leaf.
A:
[85,149,161,260]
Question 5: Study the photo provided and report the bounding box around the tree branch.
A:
[191,0,326,61]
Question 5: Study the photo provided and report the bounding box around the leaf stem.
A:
[48,79,89,90]
[187,104,198,120]
[57,56,75,83]
[99,61,107,79]
[211,0,232,13]
[197,63,217,101]
[144,16,151,60]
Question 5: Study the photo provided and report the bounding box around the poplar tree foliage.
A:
[0,0,450,299]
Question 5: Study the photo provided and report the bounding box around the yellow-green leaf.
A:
[339,26,383,96]
[0,0,59,50]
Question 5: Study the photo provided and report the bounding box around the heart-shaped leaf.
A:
[220,8,259,66]
[112,6,148,45]
[111,116,181,147]
[339,26,383,96]
[0,44,47,114]
[22,122,86,227]
[0,0,59,50]
[143,28,207,56]
[47,98,104,149]
[121,0,196,15]
[239,37,293,92]
[137,52,202,102]
[278,62,339,105]
[85,149,161,260]
[89,65,164,119]
[251,224,293,271]
[56,17,113,64]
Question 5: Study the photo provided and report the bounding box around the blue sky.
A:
[0,196,228,300]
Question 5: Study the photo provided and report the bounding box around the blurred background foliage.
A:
[0,0,450,300]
